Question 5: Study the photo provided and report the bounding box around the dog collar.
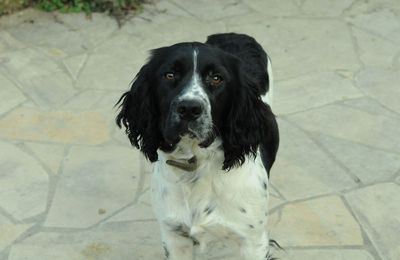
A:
[166,156,198,172]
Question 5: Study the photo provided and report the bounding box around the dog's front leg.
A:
[161,225,194,260]
[240,230,270,260]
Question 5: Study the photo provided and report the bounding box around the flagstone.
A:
[245,0,300,16]
[271,120,356,200]
[62,53,88,81]
[316,134,400,183]
[45,145,143,228]
[0,140,48,220]
[24,142,65,175]
[351,27,400,69]
[275,71,362,115]
[9,221,162,260]
[288,104,400,153]
[346,183,400,260]
[298,0,354,17]
[0,30,25,52]
[269,196,363,247]
[226,15,360,80]
[169,0,251,21]
[0,73,25,116]
[281,249,374,260]
[356,68,400,114]
[346,9,400,44]
[0,215,33,252]
[0,48,76,109]
[0,107,111,145]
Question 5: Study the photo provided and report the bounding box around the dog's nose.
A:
[176,100,203,121]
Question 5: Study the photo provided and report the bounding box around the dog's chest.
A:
[152,151,269,247]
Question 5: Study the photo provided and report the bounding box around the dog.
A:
[116,33,279,260]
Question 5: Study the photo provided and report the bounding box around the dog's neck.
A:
[160,136,223,173]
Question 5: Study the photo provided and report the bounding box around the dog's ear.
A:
[116,64,161,162]
[221,63,279,173]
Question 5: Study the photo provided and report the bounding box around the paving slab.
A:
[296,0,354,17]
[0,48,76,109]
[226,14,360,81]
[271,120,357,200]
[169,0,252,21]
[0,73,25,116]
[269,195,363,247]
[279,249,375,260]
[351,27,400,69]
[244,0,300,17]
[9,221,163,260]
[0,30,25,52]
[0,107,111,145]
[356,68,400,114]
[0,140,48,221]
[45,145,144,228]
[275,71,362,115]
[346,183,400,260]
[288,104,400,153]
[316,134,400,183]
[24,142,66,175]
[346,9,400,44]
[0,215,33,252]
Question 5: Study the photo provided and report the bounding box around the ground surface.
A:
[0,0,400,259]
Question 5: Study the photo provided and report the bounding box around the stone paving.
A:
[0,0,399,259]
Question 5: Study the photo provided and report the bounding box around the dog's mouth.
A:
[162,120,215,150]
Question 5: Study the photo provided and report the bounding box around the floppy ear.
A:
[221,66,279,174]
[116,65,161,162]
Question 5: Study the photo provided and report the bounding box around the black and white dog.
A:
[116,33,279,260]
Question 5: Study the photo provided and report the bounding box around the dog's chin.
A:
[162,123,214,150]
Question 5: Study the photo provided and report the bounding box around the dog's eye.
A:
[210,74,223,87]
[164,72,175,81]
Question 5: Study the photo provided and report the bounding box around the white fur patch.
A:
[261,55,273,107]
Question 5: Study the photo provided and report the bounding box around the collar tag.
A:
[166,156,198,172]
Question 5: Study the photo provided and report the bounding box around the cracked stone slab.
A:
[0,73,26,116]
[270,120,356,200]
[77,34,147,90]
[275,71,362,115]
[0,30,25,52]
[0,140,48,220]
[25,142,65,175]
[0,215,33,252]
[287,104,400,153]
[346,183,400,260]
[53,12,118,48]
[0,107,111,145]
[342,97,400,119]
[0,48,76,109]
[45,145,143,228]
[6,12,90,57]
[245,0,300,16]
[9,221,162,260]
[316,134,400,183]
[346,9,400,44]
[169,0,251,21]
[269,196,363,247]
[297,0,354,17]
[226,15,360,81]
[351,27,400,69]
[278,249,374,260]
[356,68,400,114]
[62,53,87,81]
[343,0,400,17]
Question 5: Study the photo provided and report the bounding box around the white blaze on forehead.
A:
[179,49,208,102]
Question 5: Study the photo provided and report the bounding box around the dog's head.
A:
[116,41,278,170]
